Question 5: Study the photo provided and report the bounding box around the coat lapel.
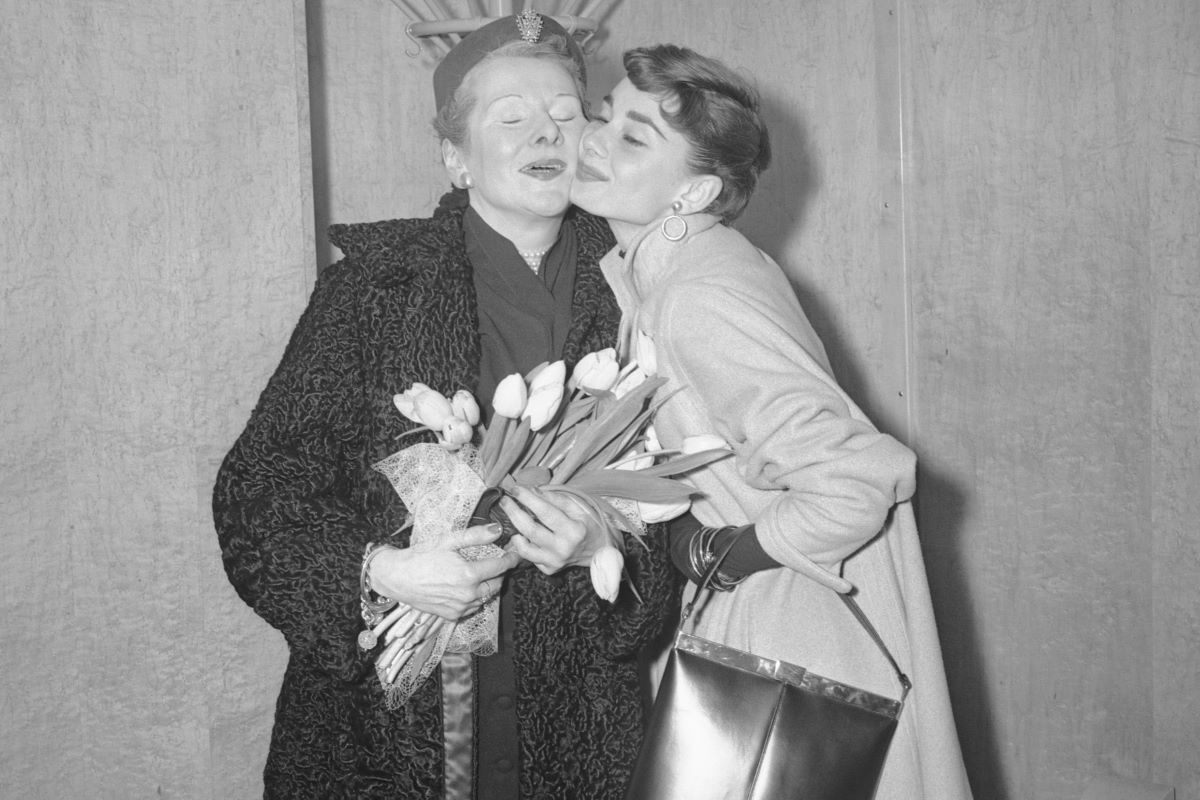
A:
[562,209,620,364]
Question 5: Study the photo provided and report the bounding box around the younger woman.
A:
[570,44,973,798]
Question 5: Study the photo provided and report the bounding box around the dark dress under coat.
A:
[212,196,678,799]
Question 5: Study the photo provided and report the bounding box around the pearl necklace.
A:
[519,248,548,271]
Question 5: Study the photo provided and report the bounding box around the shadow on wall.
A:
[737,90,817,262]
[916,463,1008,800]
[738,88,877,414]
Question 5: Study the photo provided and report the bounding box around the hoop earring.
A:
[660,202,687,241]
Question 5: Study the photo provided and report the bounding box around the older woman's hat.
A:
[433,11,587,112]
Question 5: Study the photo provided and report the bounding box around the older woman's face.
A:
[447,56,585,233]
[571,77,696,240]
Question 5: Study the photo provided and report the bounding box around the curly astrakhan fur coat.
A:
[213,197,678,799]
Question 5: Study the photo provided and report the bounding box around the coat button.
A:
[495,758,514,773]
[494,694,514,710]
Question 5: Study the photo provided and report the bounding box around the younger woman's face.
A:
[571,77,697,244]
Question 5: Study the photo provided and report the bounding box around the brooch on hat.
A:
[516,9,544,43]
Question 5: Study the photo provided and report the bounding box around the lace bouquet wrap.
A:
[371,443,501,708]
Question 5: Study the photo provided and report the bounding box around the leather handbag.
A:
[624,543,911,800]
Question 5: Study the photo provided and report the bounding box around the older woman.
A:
[213,15,675,800]
[570,45,973,799]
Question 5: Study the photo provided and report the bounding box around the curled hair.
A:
[623,44,771,222]
[433,35,585,149]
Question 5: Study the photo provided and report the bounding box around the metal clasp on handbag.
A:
[680,531,912,708]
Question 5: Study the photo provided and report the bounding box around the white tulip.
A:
[637,498,691,524]
[589,545,624,603]
[612,365,649,399]
[492,373,528,419]
[451,390,481,427]
[440,417,474,450]
[570,348,621,394]
[392,392,420,423]
[681,434,730,454]
[413,389,455,430]
[394,382,454,429]
[523,360,566,432]
[634,329,657,376]
[644,424,663,451]
[392,383,431,424]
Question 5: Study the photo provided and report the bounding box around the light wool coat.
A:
[603,214,973,800]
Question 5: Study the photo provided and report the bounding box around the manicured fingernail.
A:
[486,523,501,535]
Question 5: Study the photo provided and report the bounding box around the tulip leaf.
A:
[578,406,654,475]
[478,413,509,468]
[587,385,682,473]
[589,494,639,537]
[551,377,667,484]
[542,428,578,472]
[565,471,695,502]
[557,391,600,430]
[485,416,532,487]
[520,390,599,471]
[513,465,552,486]
[519,396,572,469]
[635,448,733,479]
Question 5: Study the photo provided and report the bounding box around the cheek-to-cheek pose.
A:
[570,43,974,800]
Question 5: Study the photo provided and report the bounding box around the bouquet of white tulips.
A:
[365,348,730,705]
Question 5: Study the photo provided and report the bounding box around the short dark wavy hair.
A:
[623,44,771,222]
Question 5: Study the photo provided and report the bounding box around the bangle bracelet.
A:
[688,525,749,592]
[359,543,399,647]
[710,566,747,592]
[714,523,751,591]
[687,526,715,582]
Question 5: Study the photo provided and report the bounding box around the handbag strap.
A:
[837,593,912,702]
[680,533,912,703]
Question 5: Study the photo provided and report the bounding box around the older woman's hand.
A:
[501,486,608,575]
[369,524,519,621]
